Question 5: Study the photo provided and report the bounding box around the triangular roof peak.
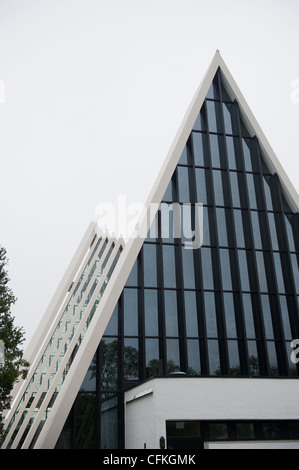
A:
[145,50,299,219]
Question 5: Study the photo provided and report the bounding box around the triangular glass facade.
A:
[56,69,299,449]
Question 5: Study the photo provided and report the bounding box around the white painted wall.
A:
[124,377,299,449]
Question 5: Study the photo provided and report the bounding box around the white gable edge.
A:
[34,51,299,448]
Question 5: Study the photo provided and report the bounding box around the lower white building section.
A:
[124,377,299,449]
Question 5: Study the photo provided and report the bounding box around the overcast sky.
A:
[0,0,298,349]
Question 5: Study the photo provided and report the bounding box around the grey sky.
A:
[0,0,298,348]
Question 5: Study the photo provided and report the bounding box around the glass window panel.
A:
[76,393,96,448]
[178,146,188,164]
[204,292,218,337]
[216,208,228,246]
[123,288,138,336]
[223,293,237,338]
[236,422,255,440]
[213,170,225,206]
[177,167,191,203]
[208,340,221,375]
[144,289,159,336]
[195,168,207,205]
[209,423,228,440]
[226,136,237,170]
[256,251,268,292]
[263,176,273,211]
[291,254,299,294]
[124,338,139,380]
[228,340,240,375]
[230,172,241,207]
[247,340,259,376]
[101,338,118,391]
[187,340,201,375]
[289,422,299,439]
[164,290,178,336]
[250,211,262,249]
[268,212,279,251]
[162,178,174,202]
[192,132,205,166]
[182,249,195,289]
[238,250,250,291]
[126,258,138,286]
[163,245,176,288]
[242,139,252,172]
[80,357,97,392]
[261,295,274,339]
[234,209,245,248]
[203,206,211,246]
[273,252,285,293]
[185,291,198,337]
[206,101,218,133]
[279,296,292,340]
[285,214,296,252]
[100,393,118,449]
[242,294,255,338]
[246,173,257,209]
[223,102,233,135]
[201,248,214,290]
[262,422,281,439]
[166,339,181,373]
[143,243,158,287]
[145,338,160,377]
[104,304,118,336]
[220,249,232,291]
[267,342,279,376]
[210,134,221,168]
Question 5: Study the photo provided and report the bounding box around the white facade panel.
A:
[125,377,299,449]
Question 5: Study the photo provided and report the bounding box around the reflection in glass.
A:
[228,340,240,375]
[192,132,205,166]
[267,341,278,376]
[166,339,180,373]
[204,292,218,337]
[195,168,207,205]
[123,288,138,336]
[124,338,139,380]
[255,252,268,292]
[216,208,228,246]
[220,249,232,291]
[236,422,255,440]
[273,253,285,293]
[187,340,201,375]
[208,340,220,375]
[209,422,228,440]
[163,245,176,288]
[261,295,274,339]
[144,289,159,336]
[268,212,279,251]
[234,209,245,248]
[182,249,195,289]
[247,341,259,376]
[145,339,160,377]
[279,296,292,340]
[143,244,157,287]
[223,293,237,338]
[201,248,214,290]
[238,250,250,291]
[226,136,236,170]
[185,291,198,337]
[242,294,255,339]
[164,290,178,336]
[210,134,221,168]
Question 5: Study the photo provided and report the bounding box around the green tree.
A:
[0,247,29,440]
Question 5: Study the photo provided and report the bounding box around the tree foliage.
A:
[0,247,29,440]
